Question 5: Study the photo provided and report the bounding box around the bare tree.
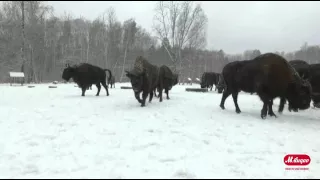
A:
[119,18,137,82]
[153,1,208,73]
[20,1,25,74]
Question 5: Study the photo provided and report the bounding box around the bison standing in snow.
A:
[200,72,220,91]
[62,63,112,96]
[125,56,160,107]
[154,65,179,101]
[219,53,312,119]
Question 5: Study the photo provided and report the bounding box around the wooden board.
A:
[185,88,208,92]
[49,86,57,88]
[121,86,132,89]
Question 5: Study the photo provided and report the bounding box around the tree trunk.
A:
[120,42,129,82]
[86,34,90,63]
[21,1,26,81]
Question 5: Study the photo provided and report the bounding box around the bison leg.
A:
[81,87,87,96]
[278,97,286,113]
[154,89,158,97]
[101,81,109,96]
[141,91,148,107]
[158,82,164,102]
[95,83,101,96]
[268,100,277,117]
[231,92,241,113]
[149,91,154,103]
[260,102,268,119]
[135,92,142,103]
[165,89,170,99]
[210,86,213,91]
[220,89,232,110]
[257,92,270,119]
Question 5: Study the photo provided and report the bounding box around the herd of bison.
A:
[61,52,320,119]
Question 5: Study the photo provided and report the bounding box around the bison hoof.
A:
[220,105,225,110]
[167,97,170,100]
[261,114,267,119]
[141,104,145,107]
[268,112,277,118]
[236,109,241,114]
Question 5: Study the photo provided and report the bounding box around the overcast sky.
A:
[49,1,320,55]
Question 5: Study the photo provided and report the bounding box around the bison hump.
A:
[162,66,173,79]
[133,56,146,74]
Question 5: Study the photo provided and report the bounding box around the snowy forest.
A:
[1,1,320,83]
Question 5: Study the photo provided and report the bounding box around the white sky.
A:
[47,1,320,54]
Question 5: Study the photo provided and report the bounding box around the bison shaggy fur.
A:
[200,72,220,91]
[219,53,312,119]
[155,65,178,101]
[62,63,112,96]
[125,56,160,107]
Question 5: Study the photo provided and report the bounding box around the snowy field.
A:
[0,82,320,178]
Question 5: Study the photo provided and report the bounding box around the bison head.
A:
[200,81,206,88]
[125,70,144,93]
[62,63,75,82]
[287,79,312,110]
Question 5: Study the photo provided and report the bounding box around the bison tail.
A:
[104,69,113,83]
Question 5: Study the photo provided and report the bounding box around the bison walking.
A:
[219,53,312,119]
[62,63,112,96]
[155,65,178,101]
[125,56,159,107]
[157,65,178,101]
[200,72,220,91]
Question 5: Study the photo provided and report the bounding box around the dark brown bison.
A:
[62,63,112,96]
[157,65,178,101]
[200,72,220,91]
[125,56,159,107]
[108,75,115,88]
[154,66,179,100]
[308,64,320,107]
[219,53,312,119]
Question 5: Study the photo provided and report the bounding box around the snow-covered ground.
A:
[0,82,319,178]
